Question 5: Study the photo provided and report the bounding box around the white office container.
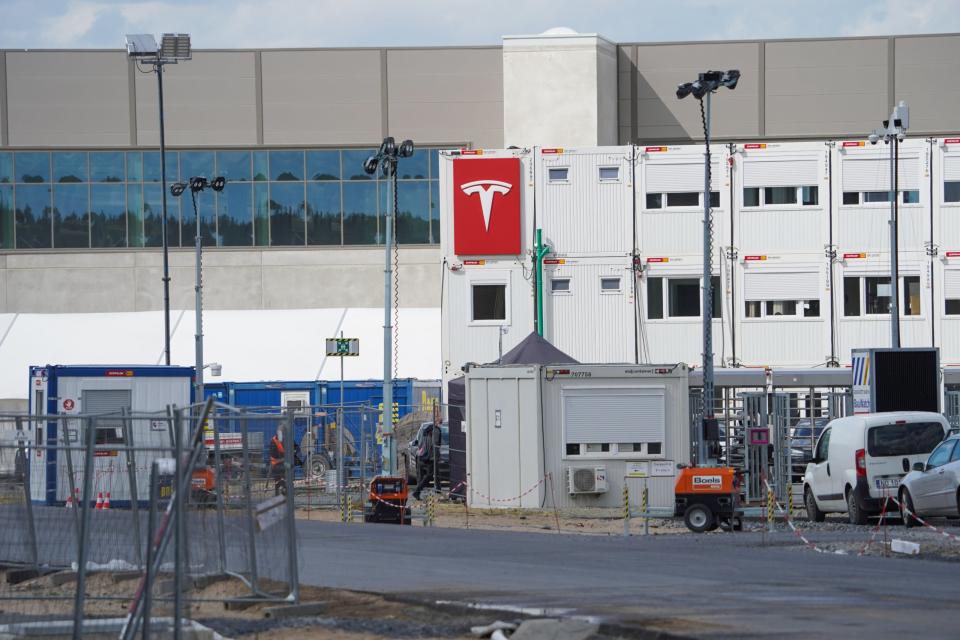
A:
[465,363,690,511]
[637,144,729,257]
[542,257,635,363]
[535,146,634,257]
[733,142,830,258]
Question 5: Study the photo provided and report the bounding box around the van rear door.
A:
[865,421,946,496]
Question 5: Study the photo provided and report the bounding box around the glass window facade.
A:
[0,147,442,250]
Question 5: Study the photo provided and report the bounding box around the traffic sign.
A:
[326,338,359,356]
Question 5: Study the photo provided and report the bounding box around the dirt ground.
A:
[297,500,691,536]
[0,570,502,639]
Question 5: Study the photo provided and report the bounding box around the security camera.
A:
[868,133,879,145]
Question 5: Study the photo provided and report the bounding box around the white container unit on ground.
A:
[28,365,193,506]
[465,363,690,511]
[542,256,635,363]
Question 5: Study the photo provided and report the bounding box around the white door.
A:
[809,428,843,511]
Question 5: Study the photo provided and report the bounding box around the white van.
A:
[803,412,949,524]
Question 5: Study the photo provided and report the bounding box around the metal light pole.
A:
[364,138,415,474]
[869,100,909,348]
[170,177,225,401]
[677,70,740,465]
[126,34,192,366]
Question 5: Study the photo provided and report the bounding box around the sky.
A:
[0,0,958,49]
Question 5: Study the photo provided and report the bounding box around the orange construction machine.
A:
[363,476,412,525]
[674,466,743,533]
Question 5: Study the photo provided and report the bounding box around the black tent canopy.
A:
[446,332,578,498]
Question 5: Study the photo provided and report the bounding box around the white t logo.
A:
[460,180,512,231]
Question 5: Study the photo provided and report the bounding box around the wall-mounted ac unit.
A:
[567,466,608,494]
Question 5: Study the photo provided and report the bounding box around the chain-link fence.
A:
[0,400,299,638]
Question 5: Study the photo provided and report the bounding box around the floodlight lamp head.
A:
[868,133,879,145]
[722,69,741,90]
[210,176,226,192]
[381,160,396,178]
[380,137,396,157]
[160,33,191,61]
[676,82,694,99]
[691,81,709,100]
[398,139,415,158]
[189,176,208,192]
[363,156,379,175]
[125,34,158,58]
[170,182,187,197]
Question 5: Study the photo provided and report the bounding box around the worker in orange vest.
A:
[269,426,286,496]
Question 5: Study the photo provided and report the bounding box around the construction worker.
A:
[412,422,441,500]
[269,426,286,496]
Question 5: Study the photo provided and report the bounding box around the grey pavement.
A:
[296,520,960,639]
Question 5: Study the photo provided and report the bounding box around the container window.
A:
[645,193,663,209]
[710,275,722,318]
[945,181,960,203]
[864,191,892,203]
[600,276,621,292]
[803,300,821,317]
[709,191,720,208]
[947,299,960,315]
[551,278,571,293]
[802,186,819,206]
[843,277,861,316]
[647,442,662,455]
[548,167,569,182]
[743,187,760,207]
[903,276,921,316]
[865,276,891,314]
[745,301,761,317]
[842,191,860,205]
[666,192,698,207]
[764,186,797,205]
[867,422,944,457]
[647,277,664,319]
[472,284,507,321]
[765,300,797,316]
[598,167,619,181]
[902,190,920,204]
[668,278,700,317]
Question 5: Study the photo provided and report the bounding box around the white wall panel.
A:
[739,319,828,366]
[738,209,825,255]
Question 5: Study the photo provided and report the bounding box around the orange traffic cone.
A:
[103,493,111,510]
[95,492,104,510]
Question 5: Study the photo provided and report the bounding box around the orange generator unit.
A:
[674,466,743,533]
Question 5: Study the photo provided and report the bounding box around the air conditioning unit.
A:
[567,466,608,495]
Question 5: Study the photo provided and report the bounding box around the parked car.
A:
[399,422,450,486]
[790,418,829,483]
[803,412,949,524]
[898,433,960,526]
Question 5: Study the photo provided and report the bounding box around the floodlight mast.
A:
[867,100,910,348]
[677,69,740,466]
[125,34,192,367]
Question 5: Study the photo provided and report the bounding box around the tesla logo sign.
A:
[453,158,521,255]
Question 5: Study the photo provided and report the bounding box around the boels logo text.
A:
[692,475,723,490]
[453,158,521,256]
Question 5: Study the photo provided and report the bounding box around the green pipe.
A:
[534,228,550,336]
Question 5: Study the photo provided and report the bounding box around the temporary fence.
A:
[0,400,300,638]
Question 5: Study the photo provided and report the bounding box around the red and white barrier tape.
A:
[858,495,892,557]
[468,475,548,504]
[891,496,960,545]
[764,481,828,554]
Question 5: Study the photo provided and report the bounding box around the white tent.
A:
[0,308,441,400]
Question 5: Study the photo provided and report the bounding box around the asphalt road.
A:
[296,521,959,639]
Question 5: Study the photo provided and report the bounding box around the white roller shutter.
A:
[646,161,720,192]
[743,159,818,188]
[743,271,820,301]
[944,270,960,299]
[563,388,665,443]
[943,155,960,181]
[842,156,921,191]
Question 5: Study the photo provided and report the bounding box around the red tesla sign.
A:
[453,158,522,255]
